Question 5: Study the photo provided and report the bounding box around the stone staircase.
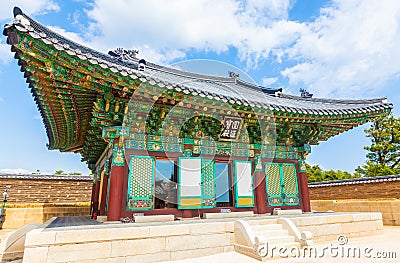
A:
[234,218,313,261]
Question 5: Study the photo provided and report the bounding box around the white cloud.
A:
[0,0,59,21]
[47,26,88,47]
[280,0,400,97]
[0,1,59,65]
[7,0,399,98]
[84,0,296,64]
[0,40,13,64]
[68,10,82,25]
[0,168,32,174]
[262,77,278,86]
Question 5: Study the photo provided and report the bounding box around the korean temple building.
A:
[3,7,393,221]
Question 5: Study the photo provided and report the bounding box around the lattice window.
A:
[265,163,281,195]
[127,156,154,210]
[265,162,299,206]
[202,159,215,197]
[282,164,297,195]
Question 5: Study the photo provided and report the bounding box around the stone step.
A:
[203,211,254,219]
[257,235,295,244]
[251,224,283,231]
[252,229,289,237]
[247,219,278,226]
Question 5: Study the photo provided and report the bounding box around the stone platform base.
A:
[311,199,400,226]
[1,205,90,229]
[20,212,383,263]
[203,211,254,219]
[134,214,175,223]
[272,209,302,216]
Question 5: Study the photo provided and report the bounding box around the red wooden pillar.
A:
[90,182,96,218]
[99,174,109,215]
[182,210,193,218]
[91,180,101,218]
[299,171,311,212]
[102,127,127,221]
[107,166,125,221]
[254,171,267,214]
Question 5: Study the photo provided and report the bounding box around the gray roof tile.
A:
[3,7,393,116]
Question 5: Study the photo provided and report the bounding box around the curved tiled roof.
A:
[308,175,400,187]
[3,7,392,115]
[2,7,394,167]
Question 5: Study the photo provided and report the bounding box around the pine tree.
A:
[356,114,400,177]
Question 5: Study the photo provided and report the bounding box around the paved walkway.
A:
[45,216,101,228]
[164,226,400,263]
[0,228,14,243]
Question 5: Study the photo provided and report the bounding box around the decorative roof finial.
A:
[108,48,138,61]
[228,71,239,79]
[300,88,313,98]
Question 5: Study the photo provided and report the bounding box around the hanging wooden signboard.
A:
[219,116,243,141]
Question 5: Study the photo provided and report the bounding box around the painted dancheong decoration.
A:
[3,7,393,220]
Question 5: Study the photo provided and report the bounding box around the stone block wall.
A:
[23,220,234,263]
[21,212,383,262]
[292,212,383,243]
[2,205,90,229]
[309,176,400,226]
[309,179,400,200]
[311,200,400,226]
[0,175,92,204]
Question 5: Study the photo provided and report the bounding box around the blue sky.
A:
[0,0,399,175]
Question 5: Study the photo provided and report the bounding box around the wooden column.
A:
[107,165,125,221]
[90,182,96,218]
[182,210,193,218]
[254,171,267,214]
[99,174,109,215]
[299,171,311,212]
[103,126,128,221]
[92,180,101,218]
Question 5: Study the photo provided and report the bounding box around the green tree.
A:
[55,170,65,175]
[356,114,400,177]
[69,172,82,175]
[306,163,324,182]
[306,163,361,182]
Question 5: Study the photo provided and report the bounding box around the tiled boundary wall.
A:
[2,205,90,229]
[22,212,382,263]
[309,175,400,226]
[311,200,400,226]
[309,176,400,200]
[0,174,93,203]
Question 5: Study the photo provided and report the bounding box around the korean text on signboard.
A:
[220,116,242,141]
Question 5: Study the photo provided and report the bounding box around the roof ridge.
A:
[278,93,388,105]
[7,7,391,108]
[309,174,400,187]
[15,7,281,92]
